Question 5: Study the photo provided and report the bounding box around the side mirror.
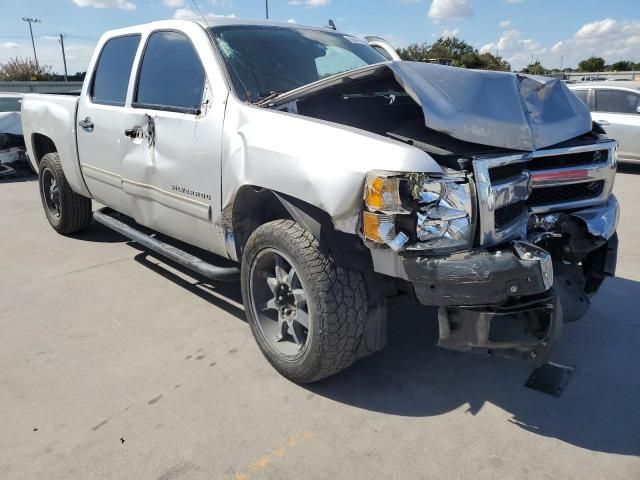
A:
[636,105,640,114]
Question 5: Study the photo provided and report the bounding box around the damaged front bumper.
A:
[376,196,619,360]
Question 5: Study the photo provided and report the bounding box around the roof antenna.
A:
[190,0,211,27]
[326,19,336,30]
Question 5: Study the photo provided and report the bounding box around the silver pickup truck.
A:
[22,18,619,383]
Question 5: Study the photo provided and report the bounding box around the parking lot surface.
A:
[1,170,639,480]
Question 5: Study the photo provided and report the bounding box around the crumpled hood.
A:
[387,61,592,151]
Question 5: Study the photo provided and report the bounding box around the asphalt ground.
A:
[1,167,639,480]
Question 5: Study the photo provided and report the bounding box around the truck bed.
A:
[21,93,90,197]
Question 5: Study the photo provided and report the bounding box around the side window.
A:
[91,35,140,106]
[135,31,206,112]
[315,46,369,79]
[572,89,589,107]
[595,89,640,114]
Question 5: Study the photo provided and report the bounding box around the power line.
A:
[0,33,99,40]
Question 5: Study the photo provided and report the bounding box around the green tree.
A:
[0,56,53,81]
[429,36,475,59]
[396,42,431,62]
[397,37,510,71]
[521,61,546,75]
[578,56,605,72]
[609,60,634,71]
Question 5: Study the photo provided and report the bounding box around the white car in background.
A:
[0,92,23,136]
[570,82,640,163]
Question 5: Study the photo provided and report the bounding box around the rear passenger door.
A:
[77,34,141,215]
[571,88,590,108]
[593,88,640,161]
[121,29,226,253]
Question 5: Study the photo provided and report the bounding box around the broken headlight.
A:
[362,170,475,252]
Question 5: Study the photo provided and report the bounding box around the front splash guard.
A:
[437,292,562,364]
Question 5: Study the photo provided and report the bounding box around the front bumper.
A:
[370,196,619,359]
[404,242,553,307]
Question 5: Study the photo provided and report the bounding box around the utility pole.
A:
[22,17,41,70]
[59,34,68,82]
[265,0,269,19]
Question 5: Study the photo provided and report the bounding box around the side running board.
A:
[93,208,240,282]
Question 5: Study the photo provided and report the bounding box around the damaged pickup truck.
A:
[21,19,619,383]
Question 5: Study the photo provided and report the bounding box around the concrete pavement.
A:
[0,170,638,480]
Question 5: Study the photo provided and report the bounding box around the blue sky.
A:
[1,0,638,73]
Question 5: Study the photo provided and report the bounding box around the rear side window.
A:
[595,89,640,114]
[572,89,589,107]
[134,31,206,113]
[372,45,394,61]
[91,35,140,106]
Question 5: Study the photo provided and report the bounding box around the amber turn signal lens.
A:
[362,211,395,242]
[364,176,402,212]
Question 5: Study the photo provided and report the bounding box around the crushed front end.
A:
[361,138,619,362]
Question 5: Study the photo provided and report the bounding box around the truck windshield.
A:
[209,25,386,103]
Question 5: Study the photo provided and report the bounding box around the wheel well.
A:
[232,186,291,260]
[231,186,372,272]
[32,134,57,165]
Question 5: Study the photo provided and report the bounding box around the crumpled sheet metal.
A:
[571,194,619,240]
[387,62,592,152]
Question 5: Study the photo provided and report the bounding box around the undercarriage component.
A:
[438,292,561,364]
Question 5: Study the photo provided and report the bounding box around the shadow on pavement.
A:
[74,215,640,456]
[305,275,640,457]
[133,251,245,321]
[0,173,37,184]
[68,219,130,243]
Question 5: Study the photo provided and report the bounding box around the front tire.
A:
[241,220,368,383]
[38,152,92,234]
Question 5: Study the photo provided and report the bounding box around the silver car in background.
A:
[570,82,640,163]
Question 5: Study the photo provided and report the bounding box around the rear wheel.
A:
[38,152,92,234]
[241,220,368,383]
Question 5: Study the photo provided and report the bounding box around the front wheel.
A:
[38,152,92,234]
[241,220,368,383]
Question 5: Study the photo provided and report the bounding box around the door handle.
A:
[596,120,610,126]
[124,126,143,139]
[78,117,94,129]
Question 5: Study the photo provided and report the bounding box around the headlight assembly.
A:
[412,174,474,251]
[362,170,475,253]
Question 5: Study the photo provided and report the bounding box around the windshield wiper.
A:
[255,90,290,106]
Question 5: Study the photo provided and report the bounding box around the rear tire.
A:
[38,152,92,234]
[241,219,368,383]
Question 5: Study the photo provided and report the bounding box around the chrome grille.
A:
[473,141,617,246]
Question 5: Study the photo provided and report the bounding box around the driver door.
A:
[120,29,226,254]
